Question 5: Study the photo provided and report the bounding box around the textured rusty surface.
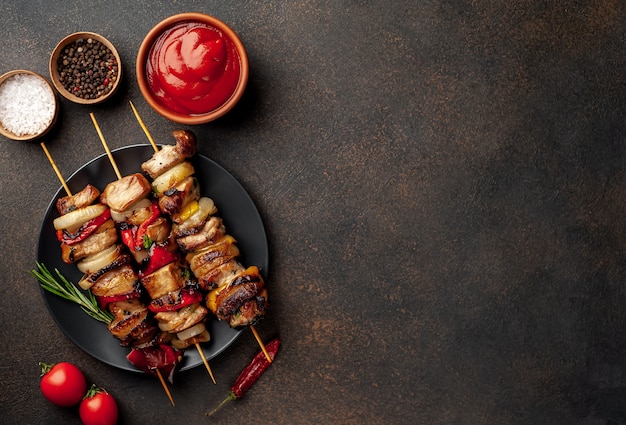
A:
[1,1,625,424]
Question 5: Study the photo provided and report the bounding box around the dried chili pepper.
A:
[206,338,280,416]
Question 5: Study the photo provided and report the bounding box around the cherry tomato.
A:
[39,361,87,407]
[79,384,119,425]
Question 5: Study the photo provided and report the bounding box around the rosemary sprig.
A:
[31,262,113,324]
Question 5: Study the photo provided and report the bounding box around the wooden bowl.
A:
[136,13,249,124]
[49,32,122,104]
[0,70,58,141]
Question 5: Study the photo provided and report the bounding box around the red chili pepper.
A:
[139,245,179,278]
[56,209,112,245]
[206,338,280,416]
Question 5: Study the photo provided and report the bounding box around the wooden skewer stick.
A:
[250,324,272,363]
[128,103,274,364]
[90,113,122,180]
[40,142,72,196]
[129,101,159,152]
[155,369,176,406]
[89,112,176,405]
[196,344,217,384]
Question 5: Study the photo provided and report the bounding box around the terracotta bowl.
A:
[0,70,58,141]
[136,13,249,124]
[49,32,122,104]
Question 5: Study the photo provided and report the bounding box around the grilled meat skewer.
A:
[54,184,160,348]
[141,130,269,329]
[100,172,211,350]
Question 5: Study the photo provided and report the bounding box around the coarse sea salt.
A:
[0,73,56,137]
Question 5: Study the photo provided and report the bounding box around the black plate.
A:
[36,145,268,373]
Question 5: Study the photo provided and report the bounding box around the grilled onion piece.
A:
[53,204,108,232]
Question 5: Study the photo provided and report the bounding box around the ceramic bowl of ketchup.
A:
[136,13,249,124]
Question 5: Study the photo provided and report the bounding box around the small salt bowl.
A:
[0,70,58,142]
[49,32,122,105]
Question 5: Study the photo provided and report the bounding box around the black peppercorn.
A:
[57,38,118,100]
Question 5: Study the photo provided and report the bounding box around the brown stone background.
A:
[1,1,625,424]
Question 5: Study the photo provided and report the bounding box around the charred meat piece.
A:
[148,284,202,312]
[155,303,209,333]
[158,176,200,216]
[140,262,185,300]
[141,130,197,178]
[78,251,132,289]
[175,216,226,253]
[193,258,245,291]
[228,288,269,328]
[56,184,100,215]
[61,219,118,263]
[108,299,158,347]
[100,173,152,212]
[214,267,266,324]
[186,236,240,284]
[90,263,141,298]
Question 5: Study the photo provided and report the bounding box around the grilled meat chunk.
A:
[140,262,185,299]
[100,173,152,212]
[158,176,200,216]
[209,266,267,326]
[155,303,208,333]
[187,235,240,282]
[79,251,131,289]
[90,263,140,298]
[193,258,245,291]
[108,299,158,347]
[56,184,100,215]
[141,130,197,178]
[228,288,269,328]
[175,216,226,253]
[61,219,118,263]
[144,216,172,245]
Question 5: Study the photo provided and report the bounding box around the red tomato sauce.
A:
[146,21,241,115]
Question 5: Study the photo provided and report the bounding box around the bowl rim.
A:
[135,12,249,124]
[0,69,58,142]
[49,31,122,105]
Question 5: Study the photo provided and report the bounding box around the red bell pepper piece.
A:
[119,227,136,250]
[119,201,161,252]
[147,286,203,313]
[96,289,141,310]
[56,209,112,245]
[139,245,179,278]
[134,201,161,249]
[126,344,182,384]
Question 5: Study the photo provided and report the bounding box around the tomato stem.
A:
[39,362,54,376]
[84,383,103,400]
